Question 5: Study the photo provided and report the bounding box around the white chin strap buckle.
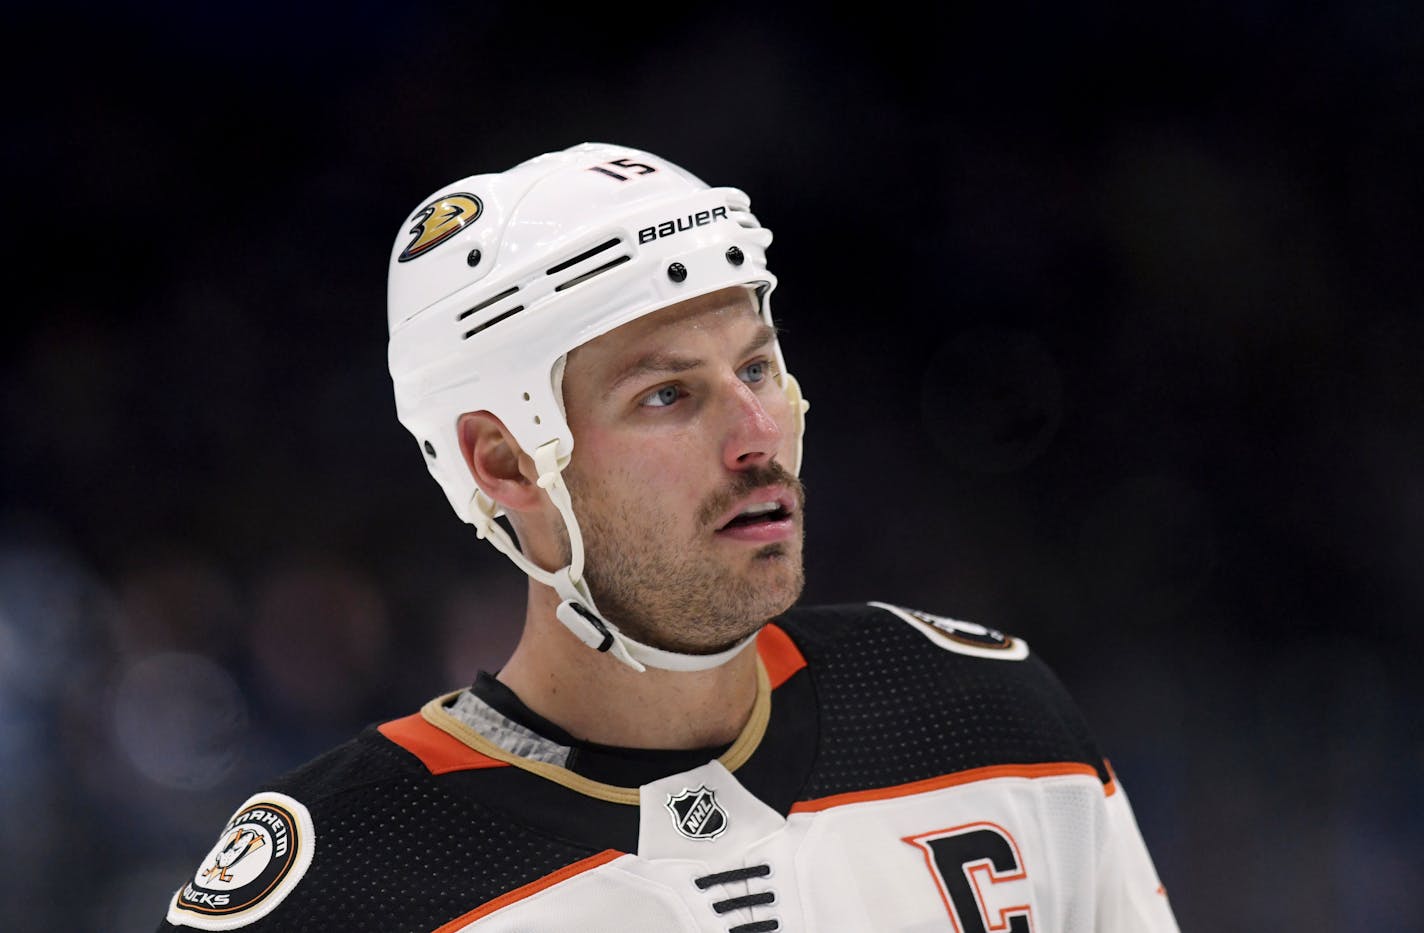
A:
[555,598,645,672]
[557,600,615,652]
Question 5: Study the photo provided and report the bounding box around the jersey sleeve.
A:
[1096,774,1180,931]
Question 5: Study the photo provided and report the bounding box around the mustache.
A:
[696,461,806,529]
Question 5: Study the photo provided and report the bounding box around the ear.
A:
[457,411,544,513]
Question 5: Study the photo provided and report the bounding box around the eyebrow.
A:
[604,322,778,399]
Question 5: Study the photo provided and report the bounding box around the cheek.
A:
[574,433,706,506]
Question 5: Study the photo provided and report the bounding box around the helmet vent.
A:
[463,304,525,339]
[457,286,520,322]
[554,254,632,292]
[546,237,621,275]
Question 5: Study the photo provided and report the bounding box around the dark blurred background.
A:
[3,2,1422,930]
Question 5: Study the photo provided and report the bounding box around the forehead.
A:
[566,285,764,377]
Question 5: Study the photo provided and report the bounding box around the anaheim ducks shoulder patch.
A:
[869,601,1030,661]
[167,792,315,930]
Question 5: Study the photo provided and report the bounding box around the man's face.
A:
[559,286,806,654]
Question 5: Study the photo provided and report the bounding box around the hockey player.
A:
[160,144,1179,931]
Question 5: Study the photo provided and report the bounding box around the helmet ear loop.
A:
[542,355,580,582]
[531,441,650,673]
[468,487,561,591]
[461,439,586,598]
[532,441,586,587]
[756,290,806,477]
[778,371,809,477]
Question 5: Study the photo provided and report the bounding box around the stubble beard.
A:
[562,463,807,654]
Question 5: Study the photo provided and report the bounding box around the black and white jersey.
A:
[160,602,1178,932]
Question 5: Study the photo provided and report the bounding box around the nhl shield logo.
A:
[666,785,728,840]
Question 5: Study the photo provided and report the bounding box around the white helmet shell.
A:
[388,142,796,523]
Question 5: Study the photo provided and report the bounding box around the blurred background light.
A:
[112,651,249,791]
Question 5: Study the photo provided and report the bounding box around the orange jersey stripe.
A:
[757,622,806,689]
[790,761,1109,813]
[378,712,509,775]
[1102,758,1120,796]
[430,849,625,932]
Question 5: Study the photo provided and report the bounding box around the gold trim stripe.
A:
[419,659,772,805]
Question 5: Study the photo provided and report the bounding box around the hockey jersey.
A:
[160,602,1179,932]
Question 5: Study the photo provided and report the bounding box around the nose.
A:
[721,379,785,471]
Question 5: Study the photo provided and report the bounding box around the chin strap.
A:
[468,373,808,675]
[470,439,760,673]
[555,600,759,672]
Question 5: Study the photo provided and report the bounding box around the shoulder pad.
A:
[869,601,1030,660]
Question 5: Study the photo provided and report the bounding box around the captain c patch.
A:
[167,792,315,930]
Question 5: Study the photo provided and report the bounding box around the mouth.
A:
[713,488,797,543]
[719,500,792,528]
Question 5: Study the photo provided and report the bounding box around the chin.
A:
[581,536,805,654]
[747,545,806,616]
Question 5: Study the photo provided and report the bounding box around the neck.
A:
[495,579,761,749]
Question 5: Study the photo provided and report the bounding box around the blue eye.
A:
[642,384,682,408]
[740,360,769,384]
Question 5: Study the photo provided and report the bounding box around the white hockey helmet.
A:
[387,143,808,672]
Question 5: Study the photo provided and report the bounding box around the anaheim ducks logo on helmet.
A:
[398,192,482,262]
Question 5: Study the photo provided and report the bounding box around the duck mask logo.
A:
[398,192,482,262]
